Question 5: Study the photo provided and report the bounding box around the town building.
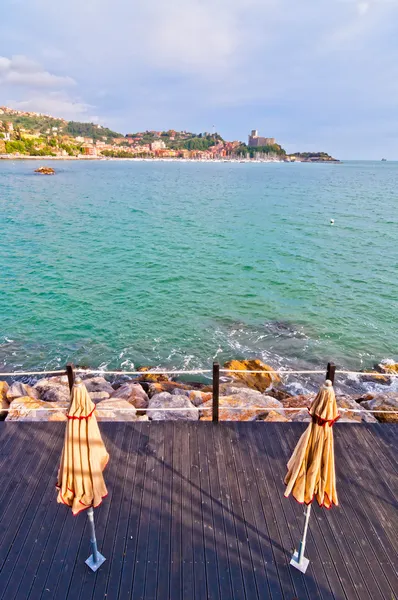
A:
[150,140,166,151]
[248,130,276,147]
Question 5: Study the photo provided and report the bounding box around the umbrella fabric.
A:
[56,381,109,515]
[284,380,339,509]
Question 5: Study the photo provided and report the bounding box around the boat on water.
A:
[381,158,387,161]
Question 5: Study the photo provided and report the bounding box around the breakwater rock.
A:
[1,358,397,423]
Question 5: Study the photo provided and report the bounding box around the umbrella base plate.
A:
[85,552,106,572]
[290,551,309,573]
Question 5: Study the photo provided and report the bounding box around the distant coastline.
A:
[0,154,341,164]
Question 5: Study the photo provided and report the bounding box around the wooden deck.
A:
[0,422,396,600]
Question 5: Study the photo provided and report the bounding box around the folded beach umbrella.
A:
[284,379,340,573]
[56,378,109,571]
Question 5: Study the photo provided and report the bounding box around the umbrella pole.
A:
[85,507,106,572]
[290,504,311,573]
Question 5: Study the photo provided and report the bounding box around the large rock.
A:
[200,394,285,421]
[147,381,191,397]
[290,410,312,423]
[359,393,398,423]
[83,376,114,396]
[359,372,391,385]
[148,392,198,421]
[89,391,110,403]
[136,367,170,383]
[336,395,378,423]
[223,359,281,392]
[375,360,398,374]
[6,382,39,402]
[34,378,70,403]
[6,396,67,421]
[96,398,137,421]
[111,382,149,409]
[1,381,10,419]
[263,410,290,422]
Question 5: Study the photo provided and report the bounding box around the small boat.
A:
[381,158,387,161]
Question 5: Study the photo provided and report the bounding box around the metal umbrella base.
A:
[85,507,106,572]
[290,504,311,573]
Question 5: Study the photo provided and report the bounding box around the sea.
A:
[1,159,397,394]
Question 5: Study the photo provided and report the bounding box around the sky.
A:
[1,0,397,159]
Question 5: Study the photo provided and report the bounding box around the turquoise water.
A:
[0,159,397,382]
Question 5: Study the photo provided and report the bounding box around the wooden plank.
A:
[189,423,209,600]
[169,421,183,600]
[95,423,139,600]
[212,423,248,599]
[0,424,49,509]
[68,423,133,600]
[130,423,164,599]
[0,425,63,599]
[333,426,398,597]
[365,425,398,474]
[77,422,127,600]
[229,423,276,599]
[250,425,315,600]
[180,424,195,600]
[155,423,173,600]
[142,423,165,600]
[219,424,260,600]
[244,424,297,599]
[231,424,283,600]
[196,424,228,600]
[90,423,137,600]
[0,426,59,576]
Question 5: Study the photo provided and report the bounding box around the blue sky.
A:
[1,0,397,159]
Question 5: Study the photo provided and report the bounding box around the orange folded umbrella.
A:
[56,379,109,514]
[285,379,340,572]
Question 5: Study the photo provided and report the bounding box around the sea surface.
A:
[1,159,397,392]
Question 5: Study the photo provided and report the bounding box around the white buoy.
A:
[330,219,334,225]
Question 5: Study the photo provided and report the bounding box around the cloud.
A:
[0,54,75,87]
[9,92,92,120]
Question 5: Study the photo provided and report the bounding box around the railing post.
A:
[212,362,220,422]
[66,362,75,392]
[326,361,336,385]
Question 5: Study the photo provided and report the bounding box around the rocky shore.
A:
[1,359,397,424]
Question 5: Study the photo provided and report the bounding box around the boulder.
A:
[359,372,391,385]
[148,392,198,421]
[375,360,398,374]
[1,381,10,419]
[136,367,170,383]
[187,390,212,407]
[83,377,114,396]
[96,398,137,421]
[336,395,378,423]
[89,391,110,403]
[290,410,312,423]
[111,382,149,409]
[263,410,290,423]
[6,382,39,402]
[34,378,70,403]
[147,381,191,397]
[223,359,281,392]
[6,396,67,421]
[34,166,55,174]
[359,393,398,423]
[200,394,285,421]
